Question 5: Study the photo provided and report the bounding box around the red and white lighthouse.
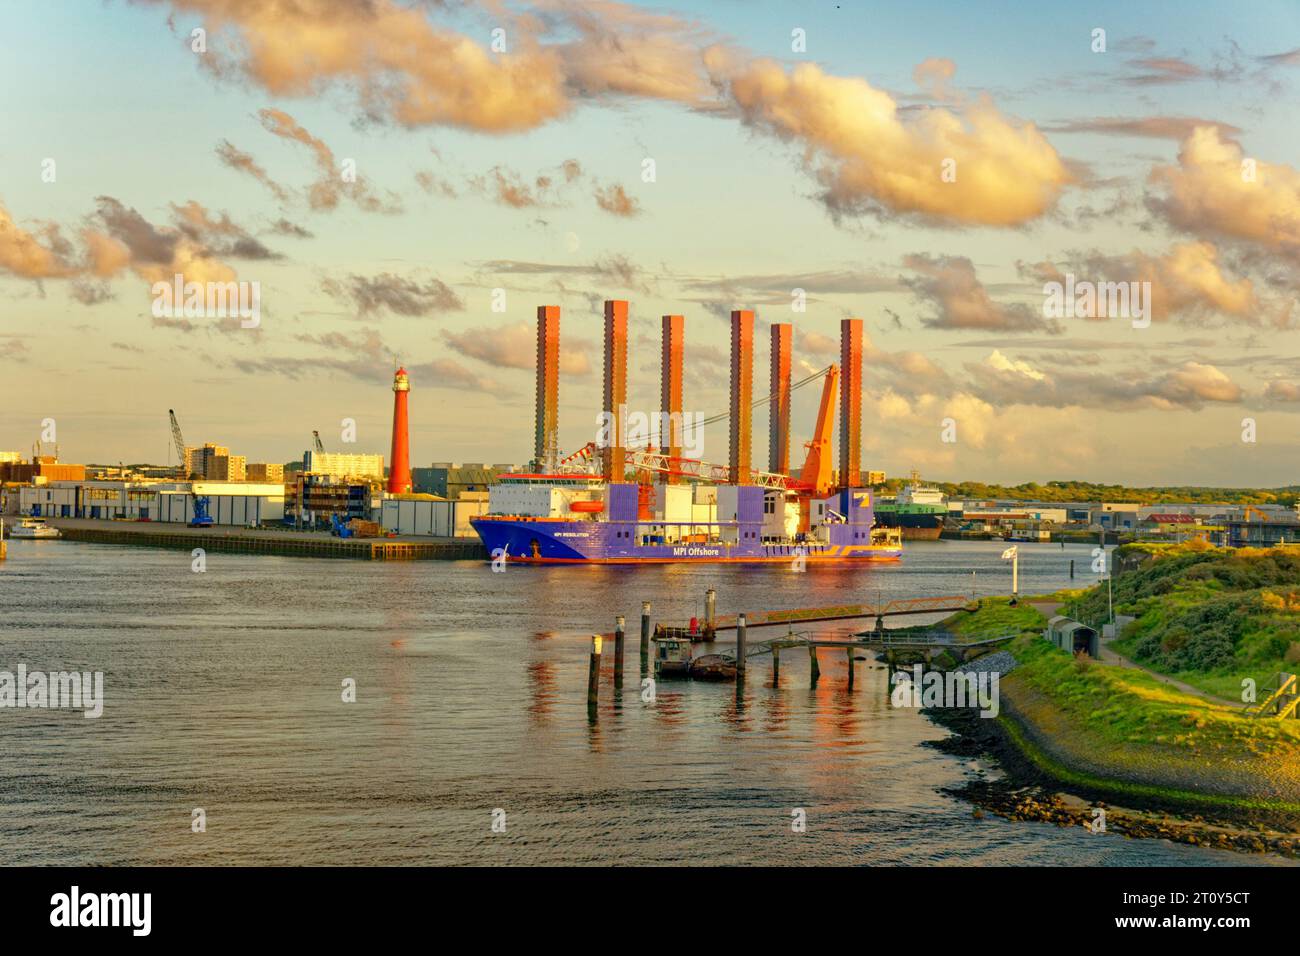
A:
[387,366,412,494]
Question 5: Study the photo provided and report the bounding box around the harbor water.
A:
[0,538,1279,865]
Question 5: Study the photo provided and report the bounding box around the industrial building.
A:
[413,463,516,498]
[380,493,489,537]
[1227,515,1300,548]
[303,450,385,482]
[0,456,87,483]
[286,473,370,528]
[155,484,284,526]
[18,480,285,525]
[245,462,284,482]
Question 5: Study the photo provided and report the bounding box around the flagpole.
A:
[1001,544,1019,606]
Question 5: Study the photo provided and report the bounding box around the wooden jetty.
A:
[655,591,978,643]
[588,589,1012,697]
[705,595,977,633]
[720,628,1019,667]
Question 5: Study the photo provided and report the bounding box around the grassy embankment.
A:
[1072,541,1300,700]
[939,548,1300,812]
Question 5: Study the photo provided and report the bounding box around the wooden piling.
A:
[614,616,625,689]
[846,647,854,688]
[736,613,747,676]
[1070,559,1075,578]
[772,646,780,685]
[639,600,650,671]
[587,635,602,716]
[808,645,820,684]
[705,589,716,630]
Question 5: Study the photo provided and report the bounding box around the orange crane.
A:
[797,363,840,496]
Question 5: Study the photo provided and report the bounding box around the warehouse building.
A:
[156,483,285,525]
[380,492,489,537]
[413,462,516,498]
[18,480,285,525]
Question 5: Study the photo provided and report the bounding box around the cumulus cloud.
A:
[149,0,570,132]
[1027,241,1257,323]
[258,108,402,214]
[476,254,651,294]
[465,164,578,209]
[1148,126,1300,260]
[215,139,290,202]
[903,254,1058,332]
[683,269,900,299]
[912,57,957,101]
[232,326,499,391]
[170,200,282,260]
[1043,116,1241,141]
[1123,56,1204,86]
[86,196,255,289]
[0,201,76,278]
[593,182,641,217]
[985,349,1047,381]
[322,272,464,317]
[1264,380,1300,403]
[966,352,1243,410]
[0,338,30,361]
[145,2,1070,229]
[794,329,838,358]
[268,217,313,238]
[793,326,951,398]
[719,59,1072,226]
[442,320,591,375]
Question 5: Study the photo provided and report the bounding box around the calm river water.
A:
[0,537,1278,865]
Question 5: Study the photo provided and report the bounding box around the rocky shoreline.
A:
[925,705,1300,859]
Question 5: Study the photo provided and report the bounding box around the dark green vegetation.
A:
[875,478,1300,506]
[1068,542,1300,699]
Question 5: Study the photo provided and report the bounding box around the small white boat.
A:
[9,517,61,539]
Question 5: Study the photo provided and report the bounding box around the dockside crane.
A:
[313,431,325,453]
[169,409,212,526]
[169,409,188,478]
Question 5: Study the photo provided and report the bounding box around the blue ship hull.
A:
[470,516,902,564]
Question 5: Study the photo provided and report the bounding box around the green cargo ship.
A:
[874,473,947,540]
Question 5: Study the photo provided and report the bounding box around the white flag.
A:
[1001,546,1018,560]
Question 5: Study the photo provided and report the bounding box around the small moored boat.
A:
[652,634,693,677]
[687,654,738,681]
[9,517,61,539]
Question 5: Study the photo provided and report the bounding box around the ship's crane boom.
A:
[313,430,325,453]
[797,364,840,496]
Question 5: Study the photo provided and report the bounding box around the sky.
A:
[1,0,1298,486]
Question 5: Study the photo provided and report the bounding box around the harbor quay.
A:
[41,517,485,561]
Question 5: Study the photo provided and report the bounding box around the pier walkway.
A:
[719,628,1021,666]
[701,596,977,635]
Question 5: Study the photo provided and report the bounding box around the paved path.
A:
[1024,599,1239,707]
[1097,638,1239,707]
